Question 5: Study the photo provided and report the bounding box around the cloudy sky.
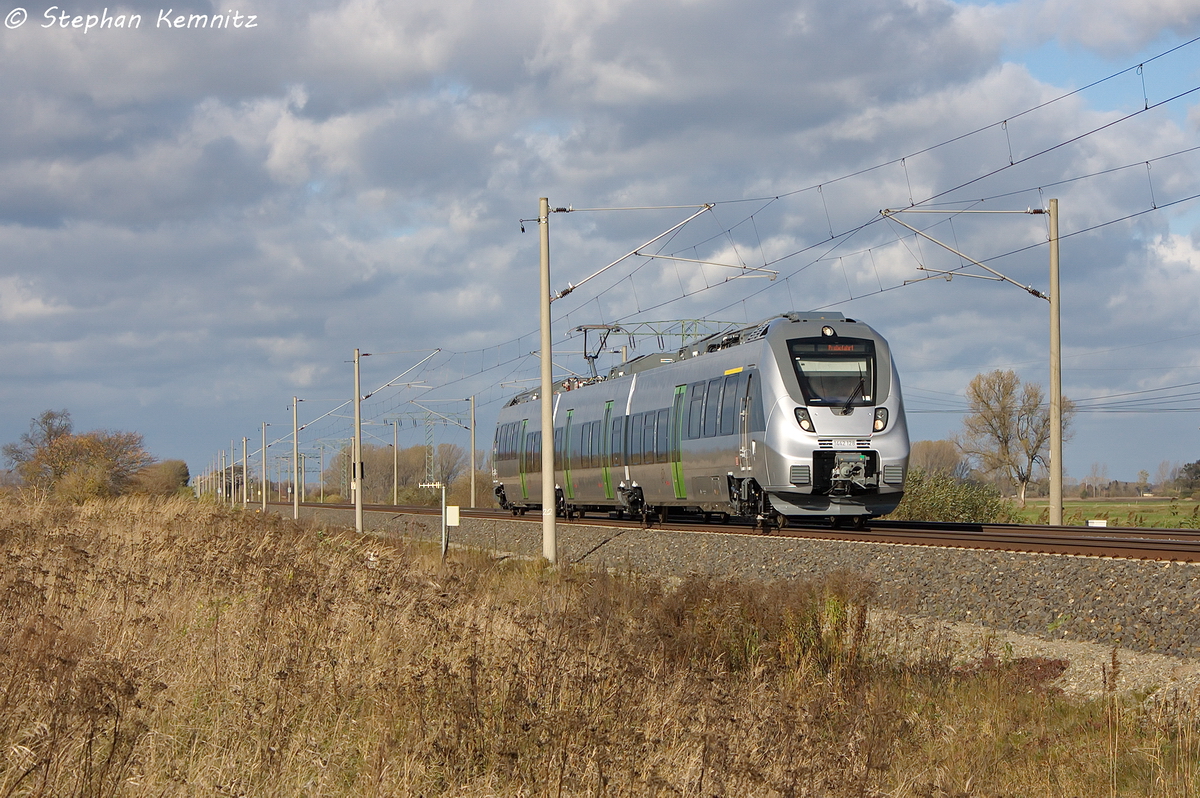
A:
[1,0,1198,486]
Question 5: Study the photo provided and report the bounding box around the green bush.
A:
[886,469,1017,523]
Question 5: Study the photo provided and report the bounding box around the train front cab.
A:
[761,320,909,522]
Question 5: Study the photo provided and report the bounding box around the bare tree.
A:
[323,442,458,504]
[1155,460,1179,494]
[909,439,970,479]
[1082,461,1109,498]
[955,370,1075,507]
[433,443,468,486]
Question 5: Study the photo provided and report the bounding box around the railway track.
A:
[272,502,1200,563]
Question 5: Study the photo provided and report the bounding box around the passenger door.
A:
[670,385,686,499]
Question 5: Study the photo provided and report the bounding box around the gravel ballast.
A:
[301,507,1200,661]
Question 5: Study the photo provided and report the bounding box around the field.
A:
[1014,497,1200,528]
[3,494,1200,796]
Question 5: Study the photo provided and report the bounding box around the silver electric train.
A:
[492,312,909,528]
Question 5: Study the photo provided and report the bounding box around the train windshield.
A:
[788,338,876,407]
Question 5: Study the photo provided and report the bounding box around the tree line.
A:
[911,369,1200,504]
[203,441,489,508]
[317,441,484,506]
[12,370,1197,516]
[2,410,190,501]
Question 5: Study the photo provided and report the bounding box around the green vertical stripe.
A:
[518,419,528,499]
[563,410,574,500]
[671,385,687,499]
[602,401,615,500]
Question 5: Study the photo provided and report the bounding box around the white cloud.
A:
[1153,232,1200,270]
[1093,0,1200,45]
[968,0,1200,54]
[0,275,65,321]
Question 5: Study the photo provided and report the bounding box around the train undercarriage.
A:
[495,465,892,532]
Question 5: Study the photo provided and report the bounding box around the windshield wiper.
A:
[841,378,865,415]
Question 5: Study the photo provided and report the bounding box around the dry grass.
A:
[1,495,1199,796]
[1015,497,1200,528]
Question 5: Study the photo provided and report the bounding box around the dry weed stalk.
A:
[0,495,1198,796]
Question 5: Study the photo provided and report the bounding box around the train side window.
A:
[703,378,722,437]
[581,421,590,469]
[641,412,652,463]
[526,432,538,473]
[656,408,669,463]
[642,412,656,462]
[591,420,601,468]
[720,373,746,436]
[687,382,705,439]
[592,422,600,468]
[628,414,642,465]
[581,421,592,469]
[569,421,582,470]
[610,416,625,467]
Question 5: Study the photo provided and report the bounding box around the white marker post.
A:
[421,481,448,558]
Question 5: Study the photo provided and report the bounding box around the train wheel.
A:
[830,516,843,529]
[853,516,868,530]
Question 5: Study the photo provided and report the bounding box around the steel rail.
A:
[276,502,1200,563]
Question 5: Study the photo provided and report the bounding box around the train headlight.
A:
[821,325,836,337]
[795,407,815,432]
[873,408,888,432]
